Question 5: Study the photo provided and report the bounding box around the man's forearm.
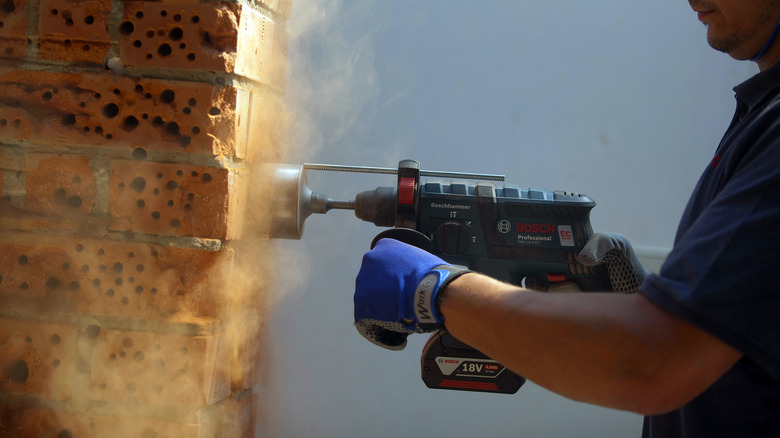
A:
[437,273,742,415]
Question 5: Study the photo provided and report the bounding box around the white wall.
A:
[259,1,757,437]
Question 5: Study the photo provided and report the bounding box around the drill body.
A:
[352,160,611,394]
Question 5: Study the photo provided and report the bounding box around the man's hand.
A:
[353,238,469,350]
[578,232,649,293]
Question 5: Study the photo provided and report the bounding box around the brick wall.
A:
[0,1,291,436]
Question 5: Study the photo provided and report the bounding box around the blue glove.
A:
[354,238,470,350]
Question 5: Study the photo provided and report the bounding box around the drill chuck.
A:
[354,187,397,227]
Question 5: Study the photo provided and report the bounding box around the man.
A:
[353,1,780,436]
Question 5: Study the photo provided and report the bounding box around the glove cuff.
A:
[415,265,471,332]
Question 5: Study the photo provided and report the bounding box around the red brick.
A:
[23,153,97,228]
[119,1,284,87]
[0,232,227,320]
[0,69,239,156]
[110,160,236,239]
[0,405,214,438]
[0,318,77,400]
[38,0,111,64]
[89,328,229,407]
[0,0,27,60]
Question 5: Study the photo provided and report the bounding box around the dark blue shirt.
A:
[640,62,780,437]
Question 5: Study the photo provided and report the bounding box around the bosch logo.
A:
[497,220,512,233]
[516,223,555,234]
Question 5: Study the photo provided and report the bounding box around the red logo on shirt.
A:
[710,154,722,168]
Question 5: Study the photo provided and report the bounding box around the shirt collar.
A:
[733,61,780,111]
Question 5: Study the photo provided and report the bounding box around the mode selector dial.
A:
[434,221,471,255]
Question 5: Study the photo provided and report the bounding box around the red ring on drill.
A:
[398,176,416,205]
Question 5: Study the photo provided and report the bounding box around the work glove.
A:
[577,232,648,294]
[354,238,470,351]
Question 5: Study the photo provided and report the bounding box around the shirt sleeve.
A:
[640,117,780,378]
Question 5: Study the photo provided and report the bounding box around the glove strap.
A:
[415,265,471,332]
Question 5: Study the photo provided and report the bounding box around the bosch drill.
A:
[264,159,611,394]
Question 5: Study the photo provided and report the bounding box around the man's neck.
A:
[756,39,780,71]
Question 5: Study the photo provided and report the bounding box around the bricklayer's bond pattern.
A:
[0,0,290,436]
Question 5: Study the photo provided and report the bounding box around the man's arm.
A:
[438,272,743,415]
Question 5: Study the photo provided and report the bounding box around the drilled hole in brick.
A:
[17,254,28,265]
[106,289,115,297]
[153,188,160,195]
[46,276,62,289]
[80,264,88,273]
[133,40,142,48]
[135,11,143,19]
[132,147,147,160]
[112,262,123,273]
[166,180,178,190]
[202,173,212,182]
[152,116,164,126]
[19,282,28,290]
[105,133,113,139]
[136,264,144,272]
[122,115,139,131]
[160,89,175,103]
[187,53,196,61]
[0,22,4,29]
[82,44,90,52]
[122,337,133,348]
[0,119,6,127]
[169,27,183,41]
[183,107,191,114]
[5,358,29,383]
[121,297,129,305]
[165,122,180,137]
[151,211,160,220]
[103,103,119,118]
[167,200,174,207]
[92,278,100,286]
[188,98,196,106]
[174,13,182,21]
[1,1,15,14]
[145,30,154,38]
[85,15,94,25]
[130,177,146,192]
[64,39,71,47]
[136,199,145,208]
[69,281,80,291]
[208,107,221,116]
[43,91,53,100]
[151,288,158,294]
[52,359,60,368]
[135,351,145,361]
[170,218,181,227]
[135,286,143,294]
[86,325,101,338]
[191,126,200,135]
[50,334,61,345]
[95,126,103,134]
[142,113,148,119]
[62,114,76,126]
[179,136,191,147]
[157,43,172,57]
[58,429,73,438]
[192,15,200,23]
